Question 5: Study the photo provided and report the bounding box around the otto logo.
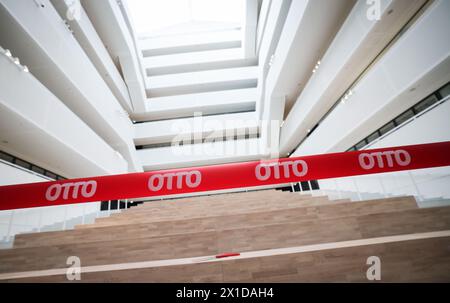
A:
[148,170,202,191]
[45,181,97,201]
[359,150,411,170]
[255,160,308,181]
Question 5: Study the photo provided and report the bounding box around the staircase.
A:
[0,190,449,282]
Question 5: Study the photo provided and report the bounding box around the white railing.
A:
[0,200,125,249]
[313,166,450,208]
[363,95,449,150]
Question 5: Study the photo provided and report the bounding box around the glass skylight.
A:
[126,0,245,38]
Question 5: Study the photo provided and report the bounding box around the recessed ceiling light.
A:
[5,49,12,57]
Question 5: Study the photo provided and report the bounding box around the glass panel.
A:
[439,82,450,99]
[414,94,439,114]
[310,180,320,190]
[0,151,14,163]
[31,165,45,175]
[14,159,31,170]
[100,202,109,211]
[110,200,118,210]
[366,131,380,144]
[379,121,396,135]
[300,181,310,191]
[45,171,57,180]
[355,140,367,150]
[394,109,414,126]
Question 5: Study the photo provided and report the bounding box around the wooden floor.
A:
[1,190,449,282]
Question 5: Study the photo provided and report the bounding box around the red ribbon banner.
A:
[1,141,450,211]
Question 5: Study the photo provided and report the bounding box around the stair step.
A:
[3,205,449,274]
[77,194,342,228]
[13,196,417,248]
[5,235,449,282]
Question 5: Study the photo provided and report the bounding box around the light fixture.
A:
[312,60,321,74]
[23,65,29,73]
[341,89,354,104]
[13,57,20,65]
[307,129,311,133]
[4,49,12,57]
[269,54,275,67]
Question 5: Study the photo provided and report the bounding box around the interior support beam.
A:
[243,0,258,58]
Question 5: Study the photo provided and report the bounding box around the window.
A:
[100,201,109,211]
[31,165,45,175]
[45,171,57,180]
[110,200,118,210]
[355,140,367,150]
[349,82,448,151]
[300,181,310,191]
[310,180,320,190]
[394,109,415,126]
[439,83,450,99]
[14,158,31,170]
[379,121,396,136]
[366,131,380,144]
[1,150,65,179]
[0,151,14,162]
[414,94,438,114]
